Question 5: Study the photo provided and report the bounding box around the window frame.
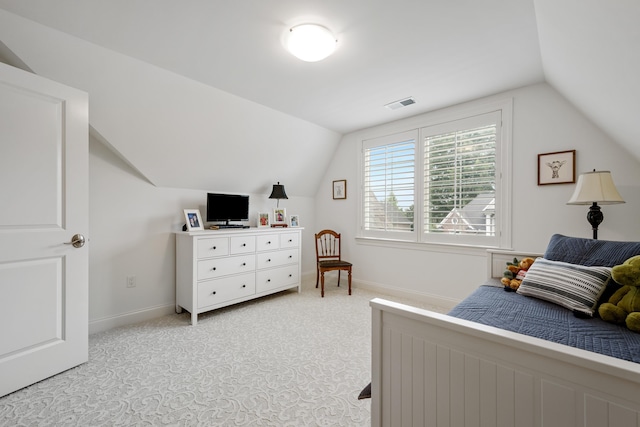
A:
[357,98,512,250]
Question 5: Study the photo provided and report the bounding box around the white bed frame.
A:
[371,249,640,427]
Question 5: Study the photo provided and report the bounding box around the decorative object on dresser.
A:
[567,169,625,239]
[289,214,300,228]
[332,179,346,199]
[183,209,204,231]
[175,228,302,325]
[257,212,270,228]
[272,208,287,227]
[537,149,575,185]
[268,182,288,207]
[315,229,352,297]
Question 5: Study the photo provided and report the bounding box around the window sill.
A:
[355,236,508,256]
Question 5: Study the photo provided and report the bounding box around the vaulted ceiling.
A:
[0,1,638,196]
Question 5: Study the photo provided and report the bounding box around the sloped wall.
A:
[0,9,341,196]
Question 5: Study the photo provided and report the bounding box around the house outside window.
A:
[359,100,511,249]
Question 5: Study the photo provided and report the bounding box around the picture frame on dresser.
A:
[289,214,300,227]
[272,208,286,225]
[184,209,204,231]
[258,212,270,228]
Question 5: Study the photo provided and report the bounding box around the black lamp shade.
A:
[269,182,288,200]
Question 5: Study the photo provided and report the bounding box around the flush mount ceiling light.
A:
[287,24,337,62]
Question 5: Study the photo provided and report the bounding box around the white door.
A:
[0,62,88,397]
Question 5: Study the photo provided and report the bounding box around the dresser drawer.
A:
[256,234,280,251]
[198,254,255,280]
[230,235,256,254]
[197,237,229,259]
[256,265,299,293]
[280,232,299,248]
[197,273,256,309]
[256,249,298,270]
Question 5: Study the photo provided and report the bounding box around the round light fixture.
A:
[287,24,337,62]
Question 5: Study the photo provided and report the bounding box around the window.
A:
[363,130,417,240]
[360,102,511,248]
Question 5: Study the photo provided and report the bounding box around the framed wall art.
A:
[333,179,347,199]
[538,150,576,185]
[184,209,204,231]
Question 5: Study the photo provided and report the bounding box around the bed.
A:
[370,234,640,427]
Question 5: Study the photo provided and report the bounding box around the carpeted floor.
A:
[0,279,446,426]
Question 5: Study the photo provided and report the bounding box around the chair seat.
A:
[318,260,352,269]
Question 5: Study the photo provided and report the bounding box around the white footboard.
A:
[371,298,640,427]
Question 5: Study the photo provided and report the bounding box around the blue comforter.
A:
[448,281,640,363]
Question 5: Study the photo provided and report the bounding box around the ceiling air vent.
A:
[384,97,416,110]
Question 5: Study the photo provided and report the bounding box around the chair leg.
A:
[315,266,319,288]
[337,270,341,287]
[320,272,325,297]
[348,268,352,295]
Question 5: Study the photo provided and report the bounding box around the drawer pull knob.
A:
[242,284,246,288]
[289,274,292,277]
[267,241,271,244]
[212,267,217,271]
[212,246,216,250]
[212,291,217,295]
[242,262,246,266]
[242,243,246,247]
[289,239,292,242]
[267,259,271,262]
[267,279,271,282]
[288,255,292,259]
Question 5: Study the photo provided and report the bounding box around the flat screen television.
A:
[206,193,249,226]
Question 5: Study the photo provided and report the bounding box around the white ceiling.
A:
[0,0,638,194]
[0,0,546,134]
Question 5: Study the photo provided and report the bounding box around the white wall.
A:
[315,83,640,307]
[89,138,317,333]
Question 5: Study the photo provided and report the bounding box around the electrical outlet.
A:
[126,276,136,288]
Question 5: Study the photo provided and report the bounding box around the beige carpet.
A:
[0,279,447,426]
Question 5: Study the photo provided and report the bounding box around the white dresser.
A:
[175,228,302,325]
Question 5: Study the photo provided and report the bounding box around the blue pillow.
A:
[543,234,640,306]
[544,234,640,267]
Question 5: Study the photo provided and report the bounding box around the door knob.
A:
[64,234,85,248]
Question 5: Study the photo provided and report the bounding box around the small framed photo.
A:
[333,179,347,199]
[257,212,270,228]
[272,208,287,225]
[184,209,204,231]
[289,214,300,227]
[538,150,576,185]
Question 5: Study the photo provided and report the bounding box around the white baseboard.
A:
[89,304,176,335]
[301,270,459,311]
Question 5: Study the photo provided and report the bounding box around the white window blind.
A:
[359,101,510,248]
[424,123,496,236]
[363,131,416,237]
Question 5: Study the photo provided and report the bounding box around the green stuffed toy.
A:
[598,255,640,333]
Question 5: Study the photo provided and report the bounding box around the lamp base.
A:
[587,202,603,240]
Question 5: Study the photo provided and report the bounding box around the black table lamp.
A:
[567,170,625,239]
[269,182,288,207]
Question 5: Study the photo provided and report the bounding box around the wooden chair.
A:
[315,229,352,297]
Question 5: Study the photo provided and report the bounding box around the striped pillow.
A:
[517,258,612,316]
